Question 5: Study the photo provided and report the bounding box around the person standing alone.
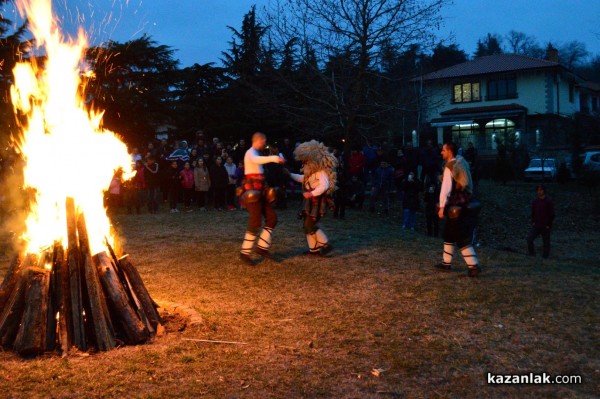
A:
[527,185,554,258]
[435,142,482,277]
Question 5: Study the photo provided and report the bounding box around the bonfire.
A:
[0,0,161,356]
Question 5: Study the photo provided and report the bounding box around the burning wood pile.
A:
[0,198,162,356]
[0,0,162,356]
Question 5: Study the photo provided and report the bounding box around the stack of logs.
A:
[0,198,162,356]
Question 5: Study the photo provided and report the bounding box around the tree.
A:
[264,0,447,145]
[220,6,282,138]
[222,5,269,80]
[504,30,544,58]
[85,35,179,144]
[474,33,503,58]
[171,63,227,137]
[558,40,589,69]
[0,0,30,141]
[575,54,600,82]
[427,42,467,71]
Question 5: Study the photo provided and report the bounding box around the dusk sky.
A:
[7,0,600,67]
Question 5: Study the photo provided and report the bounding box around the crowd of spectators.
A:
[106,134,300,214]
[332,139,454,237]
[103,134,478,238]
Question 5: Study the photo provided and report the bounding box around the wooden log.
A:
[0,274,26,346]
[14,267,51,355]
[77,214,116,351]
[0,255,34,347]
[54,243,72,354]
[0,253,24,312]
[93,252,149,344]
[118,256,162,332]
[45,247,58,352]
[66,197,86,350]
[105,241,139,314]
[105,242,154,335]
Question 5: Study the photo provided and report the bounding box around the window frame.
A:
[452,81,481,104]
[486,75,518,101]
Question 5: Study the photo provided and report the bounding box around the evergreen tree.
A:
[474,33,503,58]
[0,1,30,140]
[171,63,227,137]
[221,5,268,80]
[85,35,179,144]
[428,42,468,70]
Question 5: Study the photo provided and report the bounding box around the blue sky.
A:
[7,0,600,67]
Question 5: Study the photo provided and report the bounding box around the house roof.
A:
[416,54,561,82]
[430,104,528,126]
[580,81,600,92]
[440,103,528,116]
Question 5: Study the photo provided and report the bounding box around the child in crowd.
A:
[224,156,237,210]
[234,161,245,209]
[194,159,210,211]
[107,169,123,214]
[126,160,145,214]
[180,161,195,212]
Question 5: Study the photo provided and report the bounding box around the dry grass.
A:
[0,180,598,398]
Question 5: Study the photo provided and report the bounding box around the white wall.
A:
[421,69,579,121]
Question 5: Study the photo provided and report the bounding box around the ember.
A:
[0,0,161,355]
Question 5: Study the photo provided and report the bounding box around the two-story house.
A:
[415,48,585,155]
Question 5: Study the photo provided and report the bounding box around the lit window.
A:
[453,82,480,103]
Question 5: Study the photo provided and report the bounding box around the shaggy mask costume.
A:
[289,140,337,255]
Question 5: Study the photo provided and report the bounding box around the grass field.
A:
[0,180,598,398]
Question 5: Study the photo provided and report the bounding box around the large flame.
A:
[11,0,132,255]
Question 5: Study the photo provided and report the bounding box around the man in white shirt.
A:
[435,142,481,277]
[239,132,285,265]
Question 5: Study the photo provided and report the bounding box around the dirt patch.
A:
[156,300,204,333]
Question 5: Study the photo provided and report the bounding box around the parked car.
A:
[524,158,557,181]
[579,151,600,172]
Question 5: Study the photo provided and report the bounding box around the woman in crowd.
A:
[144,156,160,213]
[210,156,228,211]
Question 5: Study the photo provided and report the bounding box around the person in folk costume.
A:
[238,132,285,265]
[435,142,482,277]
[288,140,337,256]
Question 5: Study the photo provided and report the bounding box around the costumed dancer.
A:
[435,142,482,277]
[238,132,285,265]
[288,140,337,256]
